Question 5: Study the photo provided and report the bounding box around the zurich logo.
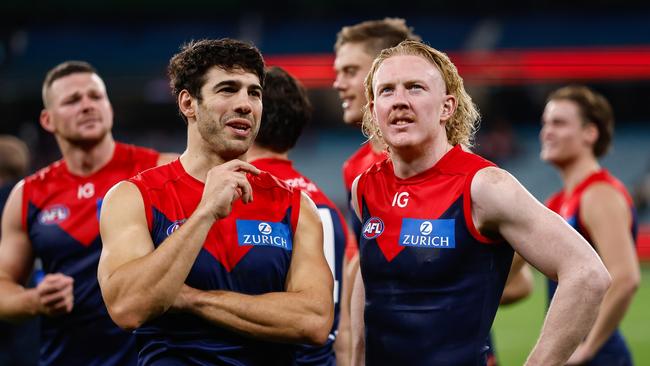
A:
[258,222,272,235]
[38,205,70,225]
[419,221,433,235]
[362,217,384,240]
[166,219,186,236]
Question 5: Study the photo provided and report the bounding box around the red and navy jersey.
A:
[355,145,514,366]
[546,169,636,364]
[252,157,354,366]
[22,142,159,366]
[129,159,301,366]
[342,143,388,243]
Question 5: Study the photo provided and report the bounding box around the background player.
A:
[97,39,334,365]
[351,40,610,366]
[334,18,420,240]
[0,135,39,366]
[541,85,640,365]
[247,66,356,365]
[0,61,176,365]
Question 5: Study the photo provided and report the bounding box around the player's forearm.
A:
[581,271,639,356]
[526,266,610,365]
[0,280,40,321]
[102,210,214,329]
[175,286,333,345]
[500,266,533,305]
[335,325,351,366]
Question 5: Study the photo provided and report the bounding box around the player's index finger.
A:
[230,160,260,175]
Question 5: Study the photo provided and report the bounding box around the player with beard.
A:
[97,39,334,365]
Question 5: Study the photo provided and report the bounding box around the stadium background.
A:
[1,1,649,364]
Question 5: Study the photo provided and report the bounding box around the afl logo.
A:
[362,217,384,239]
[166,219,186,236]
[38,205,70,225]
[258,222,272,235]
[419,221,433,235]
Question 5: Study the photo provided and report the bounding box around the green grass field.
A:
[492,264,650,365]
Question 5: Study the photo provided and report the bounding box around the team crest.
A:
[166,219,187,236]
[362,217,384,239]
[38,205,70,225]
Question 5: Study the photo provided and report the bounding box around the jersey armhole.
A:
[290,188,302,234]
[127,178,153,232]
[463,168,500,245]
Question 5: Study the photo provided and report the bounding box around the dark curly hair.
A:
[168,38,265,121]
[255,67,312,153]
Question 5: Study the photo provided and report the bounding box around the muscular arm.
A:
[171,193,334,345]
[471,167,610,366]
[98,159,259,330]
[0,182,40,320]
[0,183,73,321]
[568,183,640,362]
[500,253,533,305]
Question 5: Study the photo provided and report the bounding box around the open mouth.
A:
[390,115,415,126]
[225,119,252,136]
[341,96,354,109]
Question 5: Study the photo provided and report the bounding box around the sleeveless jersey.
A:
[342,143,388,243]
[129,159,302,366]
[355,145,514,366]
[22,142,159,365]
[546,169,637,366]
[252,157,354,365]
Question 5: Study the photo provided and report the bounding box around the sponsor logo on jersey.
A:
[77,182,95,199]
[399,218,455,248]
[38,205,70,225]
[362,217,384,239]
[391,191,410,208]
[166,219,187,236]
[236,220,292,250]
[284,177,318,194]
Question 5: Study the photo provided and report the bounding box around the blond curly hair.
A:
[362,40,480,148]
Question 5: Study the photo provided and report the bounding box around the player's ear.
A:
[440,94,457,122]
[178,90,196,121]
[39,109,55,133]
[583,122,598,146]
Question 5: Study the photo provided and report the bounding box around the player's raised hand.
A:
[197,159,260,220]
[36,273,74,316]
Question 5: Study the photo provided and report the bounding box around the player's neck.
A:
[391,139,453,179]
[246,145,289,162]
[58,135,116,177]
[559,154,600,194]
[369,137,385,153]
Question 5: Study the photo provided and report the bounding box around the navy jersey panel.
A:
[131,159,299,365]
[546,170,637,365]
[22,143,158,365]
[356,145,514,366]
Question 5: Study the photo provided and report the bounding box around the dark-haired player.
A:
[98,39,334,365]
